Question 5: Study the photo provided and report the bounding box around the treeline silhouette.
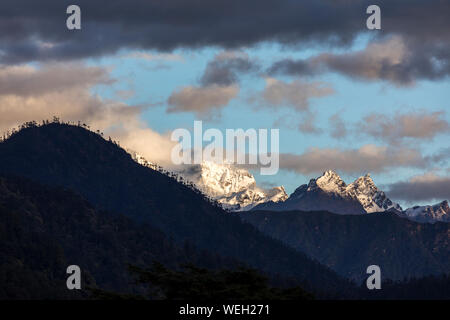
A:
[91,262,314,300]
[242,210,449,282]
[0,121,356,298]
[0,175,238,299]
[363,274,450,300]
[1,121,448,300]
[0,118,226,210]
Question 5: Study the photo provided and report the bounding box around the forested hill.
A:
[0,175,239,299]
[0,122,354,298]
[241,210,449,281]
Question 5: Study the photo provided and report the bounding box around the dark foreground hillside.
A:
[0,123,354,298]
[241,210,449,281]
[0,175,239,299]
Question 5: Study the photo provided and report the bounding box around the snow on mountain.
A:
[253,170,403,215]
[309,170,347,194]
[126,148,287,211]
[404,201,450,223]
[126,152,448,223]
[345,173,403,213]
[176,161,288,211]
[307,170,402,213]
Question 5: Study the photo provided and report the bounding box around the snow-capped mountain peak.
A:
[176,161,287,211]
[345,173,402,213]
[302,170,402,213]
[405,200,450,223]
[310,170,347,193]
[254,170,402,215]
[197,161,255,197]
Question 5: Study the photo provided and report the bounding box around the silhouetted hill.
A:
[241,210,449,281]
[0,175,234,299]
[0,123,354,298]
[365,274,450,300]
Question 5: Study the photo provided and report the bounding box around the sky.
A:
[0,0,449,208]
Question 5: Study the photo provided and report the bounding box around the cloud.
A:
[358,111,449,143]
[1,0,450,67]
[272,111,322,135]
[125,52,184,62]
[167,84,239,117]
[269,35,450,85]
[428,147,450,165]
[200,51,259,86]
[250,78,333,134]
[315,36,411,84]
[386,173,450,203]
[329,113,348,138]
[298,112,322,135]
[166,51,254,117]
[279,144,428,175]
[257,77,334,111]
[0,63,176,166]
[0,63,113,97]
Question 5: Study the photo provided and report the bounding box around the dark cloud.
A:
[426,147,450,166]
[386,173,450,203]
[1,0,450,64]
[329,113,348,138]
[200,51,259,86]
[269,35,450,85]
[166,51,252,117]
[268,59,318,77]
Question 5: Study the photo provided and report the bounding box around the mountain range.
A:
[0,174,232,299]
[252,170,449,223]
[405,201,450,223]
[173,162,448,223]
[241,209,449,281]
[176,161,288,211]
[0,122,354,298]
[253,170,402,213]
[0,122,448,299]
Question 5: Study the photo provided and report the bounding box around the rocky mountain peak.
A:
[309,170,347,193]
[176,161,287,211]
[258,170,402,215]
[405,200,450,223]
